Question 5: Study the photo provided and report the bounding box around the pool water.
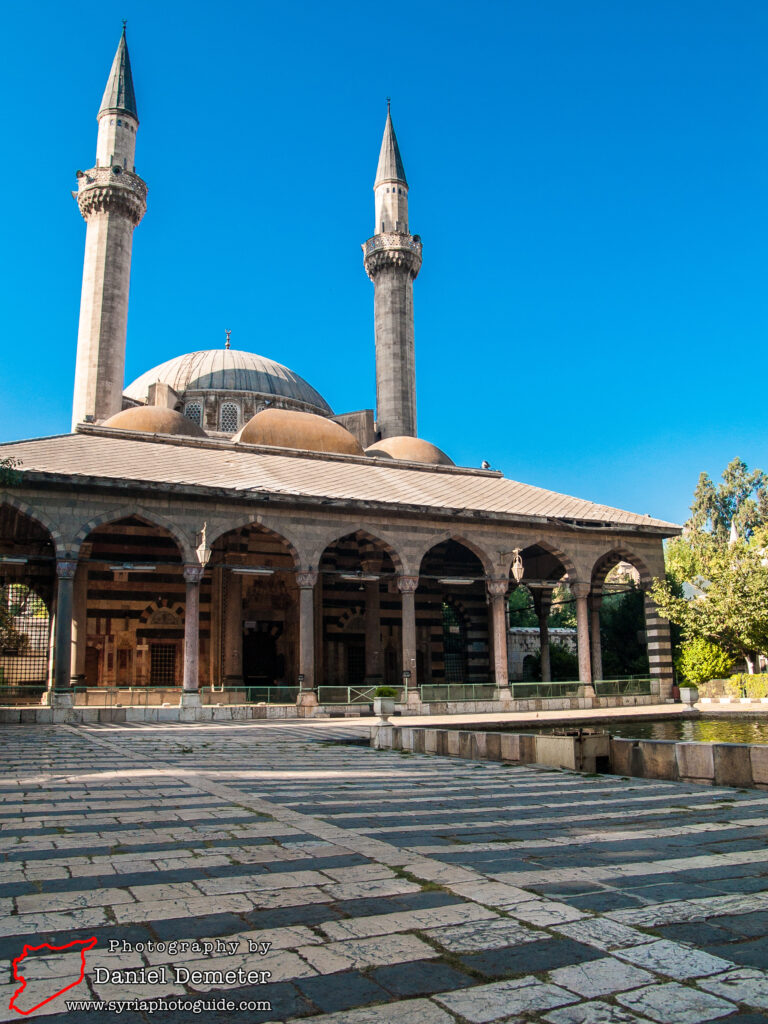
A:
[518,716,768,744]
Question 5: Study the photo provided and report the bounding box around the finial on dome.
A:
[225,329,231,350]
[386,96,391,114]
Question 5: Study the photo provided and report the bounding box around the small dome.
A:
[124,349,332,415]
[366,436,454,466]
[236,408,364,456]
[102,406,207,438]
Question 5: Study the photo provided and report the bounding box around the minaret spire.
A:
[71,27,147,429]
[99,23,138,119]
[362,104,422,439]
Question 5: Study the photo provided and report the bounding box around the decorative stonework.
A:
[56,560,77,579]
[183,565,205,584]
[297,571,318,589]
[363,233,422,280]
[76,166,147,226]
[486,579,508,598]
[397,575,419,594]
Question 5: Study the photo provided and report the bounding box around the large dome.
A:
[124,349,332,415]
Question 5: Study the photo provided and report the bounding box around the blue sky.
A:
[1,0,767,526]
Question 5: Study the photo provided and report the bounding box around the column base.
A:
[405,689,422,707]
[297,691,318,707]
[494,687,513,701]
[583,684,596,700]
[50,691,74,709]
[179,691,202,707]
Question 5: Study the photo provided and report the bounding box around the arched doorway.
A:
[319,532,399,687]
[208,523,298,689]
[77,516,184,687]
[418,540,489,685]
[0,505,56,697]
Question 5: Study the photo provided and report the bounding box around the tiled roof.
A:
[0,431,680,533]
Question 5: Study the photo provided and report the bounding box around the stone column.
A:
[297,571,318,705]
[397,576,419,689]
[51,560,77,707]
[571,583,594,696]
[534,588,553,683]
[589,593,603,684]
[644,590,675,701]
[223,571,243,685]
[70,562,88,687]
[364,580,382,681]
[181,565,204,706]
[486,579,511,699]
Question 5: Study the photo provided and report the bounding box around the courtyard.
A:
[1,719,768,1023]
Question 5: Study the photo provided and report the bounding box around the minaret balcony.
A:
[363,232,422,257]
[362,232,422,281]
[75,165,147,226]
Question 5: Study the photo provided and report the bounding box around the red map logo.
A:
[10,937,97,1015]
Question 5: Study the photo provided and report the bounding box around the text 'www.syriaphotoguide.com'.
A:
[65,997,272,1014]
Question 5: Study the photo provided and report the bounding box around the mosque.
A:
[0,30,678,712]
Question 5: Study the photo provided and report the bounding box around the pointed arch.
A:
[207,516,300,569]
[0,494,64,557]
[521,538,577,581]
[71,507,191,560]
[415,532,495,577]
[313,528,404,574]
[591,547,653,591]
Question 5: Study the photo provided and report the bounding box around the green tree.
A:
[599,585,649,677]
[652,538,768,674]
[0,457,21,487]
[548,584,577,628]
[507,585,537,627]
[652,459,768,675]
[676,637,732,685]
[530,641,579,681]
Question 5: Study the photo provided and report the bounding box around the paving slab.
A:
[1,718,767,1023]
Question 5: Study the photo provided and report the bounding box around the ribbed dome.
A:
[366,436,454,466]
[236,409,363,456]
[102,406,207,438]
[124,349,332,415]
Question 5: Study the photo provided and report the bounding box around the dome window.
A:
[220,402,239,433]
[184,401,202,426]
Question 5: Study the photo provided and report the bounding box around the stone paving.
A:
[1,720,768,1023]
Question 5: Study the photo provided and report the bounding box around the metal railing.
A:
[421,683,496,703]
[594,677,652,696]
[511,681,585,699]
[0,684,47,706]
[69,686,303,707]
[316,685,403,705]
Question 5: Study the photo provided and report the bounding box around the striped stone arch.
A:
[313,528,405,574]
[522,538,578,581]
[591,547,653,592]
[70,507,192,561]
[138,599,185,627]
[415,532,495,577]
[206,516,300,568]
[0,494,65,557]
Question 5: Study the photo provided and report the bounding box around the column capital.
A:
[570,582,591,599]
[56,559,78,579]
[396,575,419,594]
[297,570,318,589]
[183,565,205,584]
[485,578,508,598]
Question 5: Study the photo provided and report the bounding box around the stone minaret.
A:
[363,105,422,439]
[71,27,147,429]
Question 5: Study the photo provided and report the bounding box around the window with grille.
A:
[150,644,176,685]
[220,403,239,432]
[184,402,202,425]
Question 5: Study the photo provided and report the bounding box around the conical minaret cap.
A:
[99,25,138,119]
[374,106,407,187]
